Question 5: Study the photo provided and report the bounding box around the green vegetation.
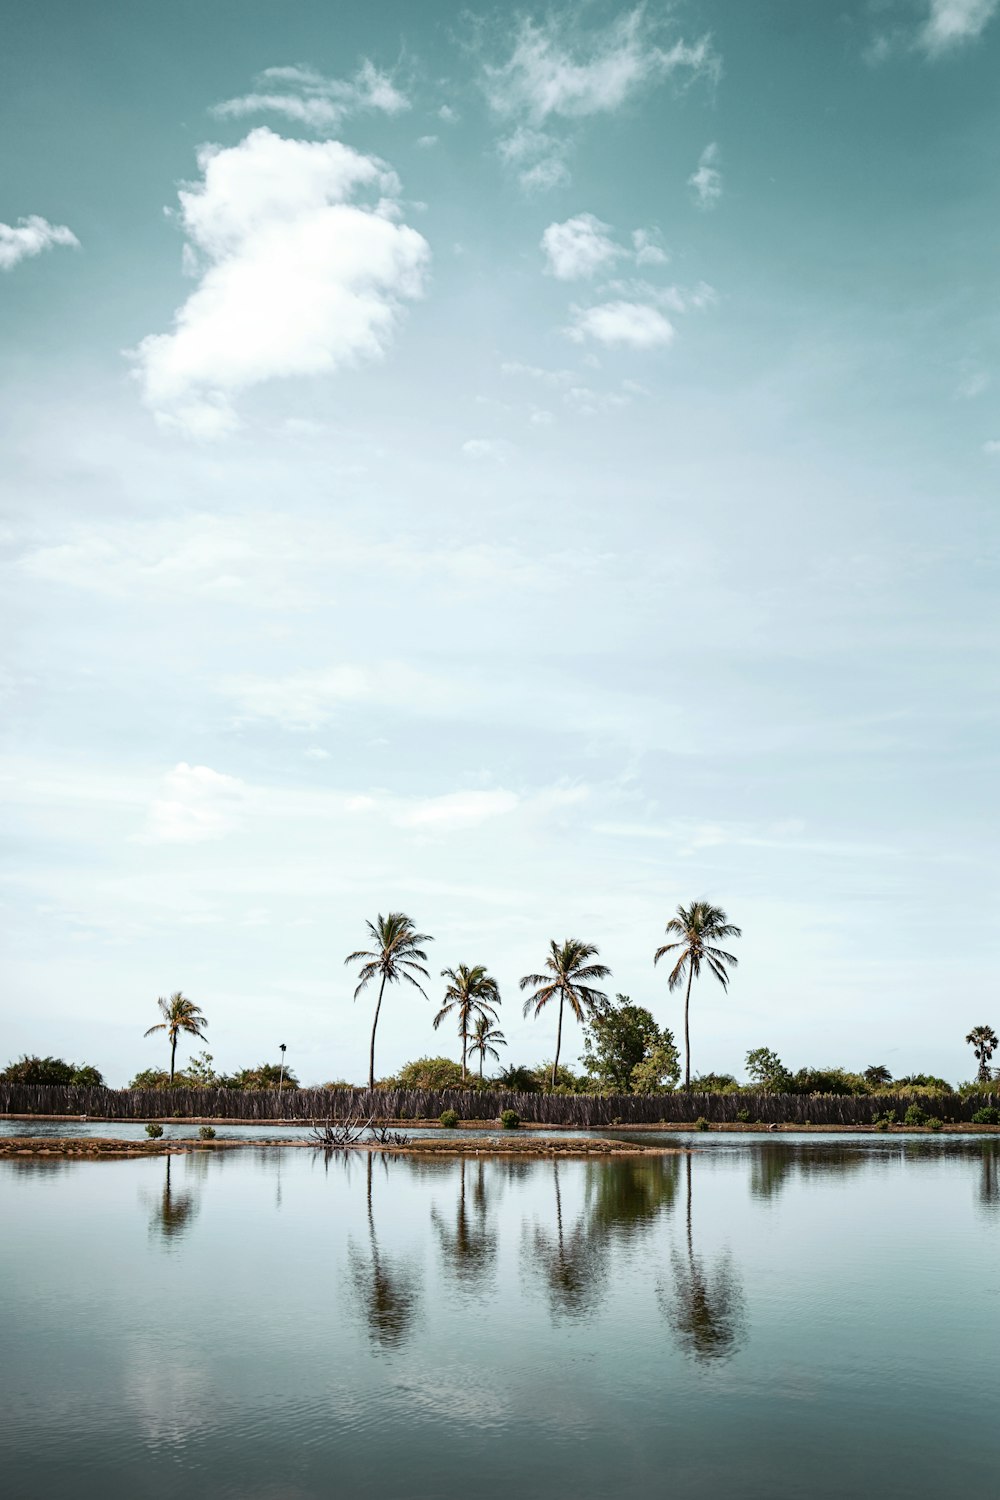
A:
[972,1106,1000,1125]
[469,1012,506,1079]
[500,1108,520,1130]
[434,964,501,1082]
[903,1104,928,1126]
[198,1125,216,1140]
[0,1054,104,1086]
[345,912,433,1090]
[439,1108,459,1128]
[145,1123,163,1138]
[520,938,610,1088]
[143,992,208,1084]
[654,901,741,1089]
[582,995,679,1094]
[966,1024,998,1083]
[127,1057,300,1090]
[694,1116,710,1132]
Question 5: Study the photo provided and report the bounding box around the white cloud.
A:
[146,763,248,843]
[688,142,722,208]
[399,789,520,830]
[567,300,675,349]
[438,104,459,123]
[918,0,998,54]
[632,228,668,265]
[981,439,1000,453]
[0,215,79,272]
[129,128,429,437]
[461,437,511,461]
[224,663,453,730]
[541,213,620,279]
[497,126,570,192]
[500,360,575,386]
[416,134,439,148]
[482,7,719,123]
[213,60,409,131]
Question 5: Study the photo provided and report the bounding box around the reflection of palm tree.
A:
[149,1157,199,1243]
[979,1146,999,1211]
[432,1158,497,1288]
[750,1143,869,1201]
[349,1154,421,1350]
[584,1156,679,1238]
[664,1155,746,1362]
[526,1161,600,1319]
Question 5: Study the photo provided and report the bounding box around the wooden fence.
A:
[1,1082,996,1125]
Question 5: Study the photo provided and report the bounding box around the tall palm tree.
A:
[345,912,433,1089]
[520,939,610,1088]
[469,1012,507,1080]
[966,1024,998,1083]
[654,901,741,1089]
[434,964,501,1081]
[143,992,208,1083]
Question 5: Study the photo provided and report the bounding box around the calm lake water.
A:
[2,1138,998,1499]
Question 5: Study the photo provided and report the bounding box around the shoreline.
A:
[0,1135,680,1160]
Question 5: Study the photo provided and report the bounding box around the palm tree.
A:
[143,992,208,1083]
[434,964,501,1081]
[469,1012,507,1080]
[654,901,741,1090]
[520,939,610,1088]
[345,912,433,1089]
[966,1024,998,1083]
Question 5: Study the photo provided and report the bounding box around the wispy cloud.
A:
[213,60,409,131]
[866,0,999,62]
[128,128,429,438]
[0,215,79,272]
[146,762,248,843]
[688,142,722,208]
[481,6,719,192]
[541,213,668,278]
[567,300,675,348]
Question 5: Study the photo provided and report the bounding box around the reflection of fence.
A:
[2,1083,998,1125]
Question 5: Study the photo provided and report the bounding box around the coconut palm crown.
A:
[434,964,501,1081]
[469,1012,507,1080]
[345,912,433,1089]
[654,901,741,1089]
[966,1024,998,1083]
[520,939,610,1088]
[143,992,208,1083]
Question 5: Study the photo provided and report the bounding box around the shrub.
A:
[873,1110,896,1131]
[496,1065,539,1093]
[694,1116,710,1132]
[927,1117,943,1132]
[198,1125,216,1140]
[903,1104,928,1126]
[896,1074,953,1094]
[218,1063,301,1091]
[689,1073,740,1094]
[1,1054,105,1086]
[439,1108,459,1129]
[736,1109,750,1123]
[394,1057,467,1091]
[145,1123,164,1139]
[500,1108,520,1130]
[972,1106,1000,1125]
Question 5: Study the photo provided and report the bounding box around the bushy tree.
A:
[582,995,679,1094]
[690,1072,741,1093]
[495,1064,540,1094]
[895,1073,953,1094]
[1,1055,104,1086]
[745,1047,791,1092]
[393,1056,467,1090]
[220,1062,300,1091]
[786,1067,867,1096]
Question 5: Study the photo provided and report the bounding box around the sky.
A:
[1,0,998,1088]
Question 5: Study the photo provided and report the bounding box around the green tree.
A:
[863,1064,893,1089]
[143,992,208,1083]
[745,1047,790,1092]
[1,1055,104,1086]
[631,1042,682,1095]
[433,964,501,1081]
[966,1024,998,1084]
[654,901,741,1089]
[582,995,679,1094]
[345,913,433,1090]
[520,939,611,1089]
[469,1012,506,1079]
[220,1062,301,1091]
[393,1056,466,1090]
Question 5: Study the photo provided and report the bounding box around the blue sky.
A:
[1,0,998,1087]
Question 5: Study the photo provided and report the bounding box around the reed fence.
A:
[1,1083,996,1126]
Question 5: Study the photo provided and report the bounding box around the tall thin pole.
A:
[278,1042,287,1094]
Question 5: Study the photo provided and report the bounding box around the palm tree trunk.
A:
[461,1021,467,1082]
[369,975,388,1091]
[552,991,565,1088]
[170,1031,177,1084]
[479,1053,484,1081]
[683,964,694,1089]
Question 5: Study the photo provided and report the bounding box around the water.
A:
[2,1139,998,1498]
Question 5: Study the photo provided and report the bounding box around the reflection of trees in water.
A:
[432,1158,497,1291]
[979,1145,999,1211]
[749,1143,870,1201]
[147,1156,199,1244]
[662,1154,746,1364]
[348,1153,422,1351]
[525,1156,681,1321]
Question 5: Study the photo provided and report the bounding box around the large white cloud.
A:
[130,128,430,438]
[0,215,79,272]
[919,0,998,54]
